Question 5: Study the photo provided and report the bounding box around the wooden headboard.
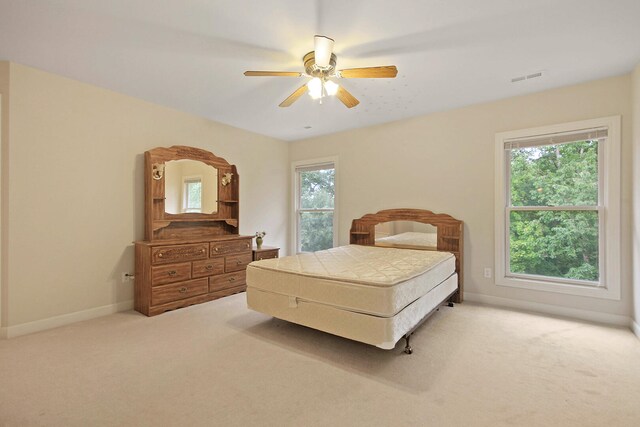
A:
[349,208,464,303]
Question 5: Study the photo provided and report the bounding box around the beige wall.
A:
[2,62,289,328]
[0,62,9,334]
[633,63,640,331]
[290,74,633,319]
[0,60,636,334]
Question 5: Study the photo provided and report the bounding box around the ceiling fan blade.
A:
[279,84,309,107]
[338,66,398,78]
[336,86,360,108]
[314,35,334,67]
[244,71,302,77]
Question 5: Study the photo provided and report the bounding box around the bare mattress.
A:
[246,245,457,349]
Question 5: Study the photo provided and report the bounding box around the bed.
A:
[246,209,463,354]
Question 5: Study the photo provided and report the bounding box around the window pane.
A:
[300,212,333,252]
[186,182,202,209]
[510,140,598,206]
[509,210,599,282]
[300,168,335,209]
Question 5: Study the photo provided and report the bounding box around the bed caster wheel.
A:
[403,335,413,354]
[448,302,454,307]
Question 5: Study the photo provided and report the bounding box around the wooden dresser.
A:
[135,146,252,316]
[135,236,252,316]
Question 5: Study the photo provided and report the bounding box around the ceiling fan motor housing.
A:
[303,51,337,77]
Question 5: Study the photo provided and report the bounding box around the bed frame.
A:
[349,209,464,353]
[247,208,463,355]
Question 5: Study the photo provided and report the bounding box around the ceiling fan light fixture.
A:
[307,78,339,100]
[314,35,334,68]
[307,77,323,99]
[324,80,339,96]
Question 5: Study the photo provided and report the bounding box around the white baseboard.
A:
[465,292,632,327]
[2,300,134,339]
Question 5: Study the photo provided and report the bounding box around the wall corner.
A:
[632,63,640,328]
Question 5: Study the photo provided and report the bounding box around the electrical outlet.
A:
[483,268,492,279]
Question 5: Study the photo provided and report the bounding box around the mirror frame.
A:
[144,146,239,241]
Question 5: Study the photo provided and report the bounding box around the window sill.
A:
[496,276,620,300]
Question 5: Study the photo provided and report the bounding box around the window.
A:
[182,176,202,213]
[495,117,620,299]
[293,160,337,253]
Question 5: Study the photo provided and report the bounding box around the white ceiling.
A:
[1,0,639,141]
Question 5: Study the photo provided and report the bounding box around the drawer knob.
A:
[214,247,220,252]
[236,260,243,265]
[179,287,187,293]
[201,248,206,253]
[168,270,177,276]
[245,243,250,248]
[158,253,163,258]
[205,265,213,270]
[229,277,236,282]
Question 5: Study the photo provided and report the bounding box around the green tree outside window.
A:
[298,168,335,252]
[508,140,599,282]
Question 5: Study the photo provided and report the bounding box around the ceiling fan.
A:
[244,35,398,108]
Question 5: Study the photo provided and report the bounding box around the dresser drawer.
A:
[225,252,252,272]
[151,278,209,306]
[192,258,225,278]
[151,243,208,265]
[151,262,191,286]
[210,239,252,256]
[254,249,279,261]
[210,271,246,292]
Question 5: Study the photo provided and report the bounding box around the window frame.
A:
[291,157,338,254]
[182,175,203,213]
[494,116,620,300]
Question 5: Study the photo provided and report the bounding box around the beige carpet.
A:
[0,295,639,426]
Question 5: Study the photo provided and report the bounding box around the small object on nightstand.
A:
[252,245,279,261]
[254,231,266,249]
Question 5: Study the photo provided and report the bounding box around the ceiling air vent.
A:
[511,71,544,83]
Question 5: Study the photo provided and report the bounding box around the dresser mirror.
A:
[143,145,239,242]
[164,159,218,214]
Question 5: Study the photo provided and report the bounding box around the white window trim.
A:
[182,174,203,213]
[494,116,620,300]
[291,157,338,255]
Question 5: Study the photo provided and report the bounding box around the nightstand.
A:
[252,246,280,261]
